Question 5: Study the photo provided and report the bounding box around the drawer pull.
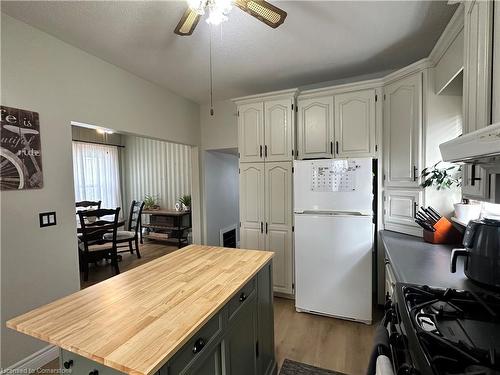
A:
[89,371,99,375]
[192,338,206,354]
[63,360,73,369]
[239,293,247,302]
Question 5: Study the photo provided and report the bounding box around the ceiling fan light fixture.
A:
[206,0,232,25]
[187,0,206,15]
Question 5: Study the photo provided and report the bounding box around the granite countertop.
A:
[7,245,273,375]
[380,230,483,291]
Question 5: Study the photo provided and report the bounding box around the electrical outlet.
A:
[39,212,57,227]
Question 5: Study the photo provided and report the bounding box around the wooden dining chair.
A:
[103,200,145,258]
[78,207,120,281]
[76,200,102,211]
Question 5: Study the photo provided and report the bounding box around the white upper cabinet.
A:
[383,72,423,188]
[297,96,334,159]
[239,163,265,250]
[238,102,265,163]
[265,162,293,295]
[461,0,494,200]
[463,0,493,134]
[334,89,376,158]
[494,0,500,123]
[264,99,293,162]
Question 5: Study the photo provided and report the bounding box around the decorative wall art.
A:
[0,105,43,190]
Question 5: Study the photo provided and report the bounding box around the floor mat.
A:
[279,359,348,375]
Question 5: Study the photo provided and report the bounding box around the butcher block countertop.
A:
[7,245,273,375]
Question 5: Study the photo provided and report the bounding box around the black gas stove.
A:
[386,283,500,375]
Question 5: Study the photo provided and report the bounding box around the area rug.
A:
[279,359,348,375]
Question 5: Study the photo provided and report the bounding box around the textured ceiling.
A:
[2,1,457,103]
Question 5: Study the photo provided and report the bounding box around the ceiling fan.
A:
[174,0,287,36]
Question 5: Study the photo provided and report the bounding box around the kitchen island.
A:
[7,245,276,375]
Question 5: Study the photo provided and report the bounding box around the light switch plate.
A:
[39,212,56,227]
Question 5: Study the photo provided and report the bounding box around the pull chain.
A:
[209,24,214,116]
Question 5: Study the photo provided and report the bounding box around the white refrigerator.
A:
[294,158,373,324]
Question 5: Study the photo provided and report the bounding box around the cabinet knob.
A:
[239,292,247,302]
[89,370,99,375]
[192,338,206,354]
[63,360,73,369]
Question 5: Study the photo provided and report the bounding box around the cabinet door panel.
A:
[463,0,493,134]
[462,164,490,200]
[265,162,293,294]
[384,73,422,188]
[224,296,257,375]
[265,99,293,162]
[187,345,221,375]
[240,163,265,250]
[384,189,423,236]
[297,97,334,159]
[238,103,264,163]
[334,89,376,157]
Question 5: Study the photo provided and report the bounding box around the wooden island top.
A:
[7,245,274,375]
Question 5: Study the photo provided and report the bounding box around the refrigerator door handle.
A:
[297,210,371,216]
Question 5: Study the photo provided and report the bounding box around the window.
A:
[72,141,122,210]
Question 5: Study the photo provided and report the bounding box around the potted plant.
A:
[178,194,191,212]
[144,194,160,210]
[421,162,480,222]
[420,162,461,190]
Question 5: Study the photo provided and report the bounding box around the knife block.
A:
[423,217,463,245]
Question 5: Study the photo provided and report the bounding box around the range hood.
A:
[440,122,500,172]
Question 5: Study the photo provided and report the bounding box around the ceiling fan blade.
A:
[233,0,287,28]
[174,8,201,36]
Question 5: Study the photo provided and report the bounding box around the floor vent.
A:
[220,225,237,248]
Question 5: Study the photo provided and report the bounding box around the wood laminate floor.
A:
[274,297,378,374]
[80,241,179,288]
[44,242,377,375]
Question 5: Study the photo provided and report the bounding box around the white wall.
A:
[200,101,238,151]
[203,151,239,246]
[424,69,462,216]
[0,14,200,368]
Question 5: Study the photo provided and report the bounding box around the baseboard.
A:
[4,345,58,373]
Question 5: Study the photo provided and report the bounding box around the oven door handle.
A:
[450,248,469,273]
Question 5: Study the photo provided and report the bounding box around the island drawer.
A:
[165,312,223,375]
[60,349,125,375]
[227,276,256,321]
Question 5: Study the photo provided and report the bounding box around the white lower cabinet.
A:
[265,162,293,295]
[384,189,423,236]
[239,163,265,250]
[240,161,293,295]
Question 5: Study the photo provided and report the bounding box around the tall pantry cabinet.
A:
[235,89,297,295]
[383,70,424,236]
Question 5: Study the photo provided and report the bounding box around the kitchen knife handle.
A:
[450,248,468,273]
